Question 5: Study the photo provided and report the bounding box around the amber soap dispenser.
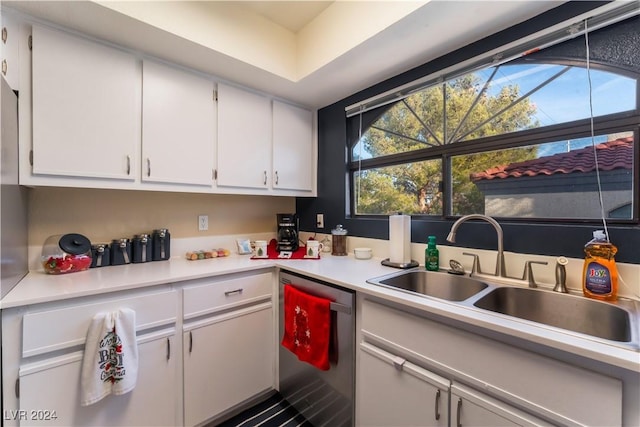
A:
[582,230,618,301]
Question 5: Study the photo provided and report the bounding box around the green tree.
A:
[356,70,539,215]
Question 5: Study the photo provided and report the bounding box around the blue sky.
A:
[489,63,636,127]
[353,63,635,160]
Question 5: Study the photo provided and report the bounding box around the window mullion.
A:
[442,154,453,217]
[448,66,500,144]
[401,99,443,146]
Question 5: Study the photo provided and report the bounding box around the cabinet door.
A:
[18,332,177,427]
[216,83,271,190]
[272,101,313,192]
[142,60,215,187]
[1,12,20,90]
[451,383,549,427]
[357,342,449,427]
[183,303,274,426]
[31,25,139,180]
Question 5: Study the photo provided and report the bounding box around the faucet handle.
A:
[522,260,548,288]
[462,252,482,276]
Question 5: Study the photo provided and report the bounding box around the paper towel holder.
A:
[381,258,419,269]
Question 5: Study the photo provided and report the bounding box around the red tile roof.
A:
[470,137,633,182]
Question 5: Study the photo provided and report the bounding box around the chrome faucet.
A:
[447,214,506,278]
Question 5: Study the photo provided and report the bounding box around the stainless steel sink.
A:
[367,270,489,301]
[473,287,633,342]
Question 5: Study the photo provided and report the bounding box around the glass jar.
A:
[320,236,332,253]
[41,233,92,274]
[331,224,348,256]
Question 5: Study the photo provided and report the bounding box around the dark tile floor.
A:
[214,393,313,427]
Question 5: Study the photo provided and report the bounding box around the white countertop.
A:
[3,253,639,373]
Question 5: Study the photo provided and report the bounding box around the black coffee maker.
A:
[277,213,299,252]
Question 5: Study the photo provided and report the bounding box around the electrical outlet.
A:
[316,213,324,229]
[198,215,208,231]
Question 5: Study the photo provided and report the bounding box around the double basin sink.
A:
[366,269,639,349]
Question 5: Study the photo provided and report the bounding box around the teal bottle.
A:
[425,235,439,271]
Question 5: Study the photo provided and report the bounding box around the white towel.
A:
[80,308,138,406]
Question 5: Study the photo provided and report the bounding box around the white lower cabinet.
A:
[358,341,548,427]
[18,330,177,427]
[182,272,275,426]
[357,297,623,427]
[1,288,179,427]
[358,342,449,427]
[2,271,276,427]
[451,383,547,427]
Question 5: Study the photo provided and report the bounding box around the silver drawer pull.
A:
[392,356,406,370]
[224,288,243,296]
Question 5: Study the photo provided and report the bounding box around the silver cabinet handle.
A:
[166,337,171,361]
[2,59,7,76]
[126,155,131,175]
[275,171,279,185]
[391,356,406,370]
[189,331,193,354]
[456,398,462,427]
[263,170,267,185]
[435,389,441,421]
[147,158,151,177]
[224,288,243,297]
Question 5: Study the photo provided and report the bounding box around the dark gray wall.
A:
[297,1,640,264]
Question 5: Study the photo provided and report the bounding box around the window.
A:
[348,16,639,221]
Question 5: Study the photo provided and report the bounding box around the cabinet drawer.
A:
[22,289,177,358]
[361,299,622,427]
[183,272,273,319]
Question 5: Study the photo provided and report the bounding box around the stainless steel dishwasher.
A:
[279,270,355,427]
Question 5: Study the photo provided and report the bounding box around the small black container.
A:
[132,234,152,263]
[152,229,170,261]
[111,238,132,265]
[90,244,110,268]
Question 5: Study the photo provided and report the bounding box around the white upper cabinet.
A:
[31,25,139,181]
[23,23,315,196]
[272,101,313,192]
[216,83,272,190]
[1,12,20,90]
[142,60,215,187]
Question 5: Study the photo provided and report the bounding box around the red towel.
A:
[281,285,331,371]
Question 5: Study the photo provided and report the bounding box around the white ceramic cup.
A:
[306,240,324,258]
[254,240,268,258]
[354,247,373,260]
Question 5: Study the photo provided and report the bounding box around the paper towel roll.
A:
[389,214,411,264]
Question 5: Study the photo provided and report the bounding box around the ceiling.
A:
[237,1,334,33]
[3,1,587,109]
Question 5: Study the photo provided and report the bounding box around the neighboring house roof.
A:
[470,137,633,182]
